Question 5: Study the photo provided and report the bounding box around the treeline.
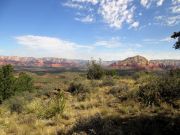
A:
[0,65,33,103]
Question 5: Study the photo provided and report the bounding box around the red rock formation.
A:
[110,55,179,70]
[0,56,81,68]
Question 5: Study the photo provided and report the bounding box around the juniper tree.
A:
[0,65,15,100]
[171,31,180,49]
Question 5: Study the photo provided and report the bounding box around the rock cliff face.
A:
[0,56,86,68]
[150,60,180,69]
[0,55,179,70]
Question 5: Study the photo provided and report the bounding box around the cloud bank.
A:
[63,0,180,28]
[12,35,180,60]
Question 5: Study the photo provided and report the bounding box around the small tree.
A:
[87,59,105,80]
[0,65,15,100]
[171,31,180,49]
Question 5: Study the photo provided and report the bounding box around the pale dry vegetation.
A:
[0,69,179,135]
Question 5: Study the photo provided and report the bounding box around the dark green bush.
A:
[87,60,105,80]
[105,69,118,76]
[133,71,154,80]
[0,65,15,102]
[169,69,180,77]
[0,65,34,103]
[68,81,90,94]
[137,76,180,106]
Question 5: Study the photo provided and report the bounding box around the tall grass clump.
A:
[8,97,25,114]
[26,92,65,119]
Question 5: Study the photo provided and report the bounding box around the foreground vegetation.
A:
[0,64,179,135]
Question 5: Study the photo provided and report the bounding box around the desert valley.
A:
[0,0,180,134]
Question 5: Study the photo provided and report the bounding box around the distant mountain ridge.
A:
[0,55,180,70]
[0,56,87,68]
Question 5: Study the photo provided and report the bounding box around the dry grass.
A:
[0,72,179,135]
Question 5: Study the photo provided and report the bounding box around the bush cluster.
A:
[169,69,180,77]
[137,75,180,106]
[0,65,33,103]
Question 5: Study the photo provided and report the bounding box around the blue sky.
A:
[0,0,179,60]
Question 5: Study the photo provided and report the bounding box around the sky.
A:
[0,0,179,60]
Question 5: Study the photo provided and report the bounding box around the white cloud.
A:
[153,0,180,27]
[170,5,180,13]
[13,35,144,60]
[94,37,122,48]
[62,2,84,9]
[140,0,164,8]
[129,21,139,29]
[160,37,174,42]
[98,0,138,29]
[172,0,180,5]
[140,0,151,8]
[156,0,164,6]
[64,0,180,29]
[139,12,142,16]
[143,37,174,44]
[155,15,180,26]
[75,15,94,23]
[72,0,99,5]
[15,35,94,59]
[170,0,180,13]
[64,0,139,29]
[15,35,75,50]
[14,35,180,60]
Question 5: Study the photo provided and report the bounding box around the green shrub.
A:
[87,60,105,80]
[169,69,180,77]
[133,71,148,79]
[68,81,90,94]
[105,69,118,76]
[68,80,92,101]
[137,76,180,106]
[109,83,130,101]
[15,72,33,93]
